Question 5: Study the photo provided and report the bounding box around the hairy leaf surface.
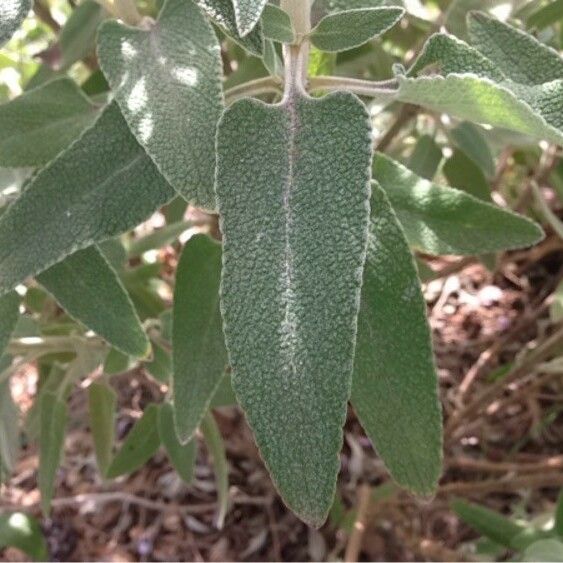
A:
[88,381,117,476]
[261,4,294,43]
[310,7,404,52]
[216,89,371,526]
[98,0,223,209]
[374,154,544,255]
[173,235,227,443]
[233,0,268,36]
[467,12,563,85]
[195,0,264,55]
[0,0,30,46]
[37,247,149,358]
[352,183,442,495]
[0,78,100,167]
[0,292,20,358]
[0,102,175,297]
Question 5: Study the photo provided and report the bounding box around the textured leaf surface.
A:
[407,134,442,180]
[449,121,495,178]
[39,392,67,514]
[0,292,20,358]
[374,153,544,255]
[158,403,196,484]
[0,0,30,46]
[443,148,491,201]
[310,7,404,52]
[0,102,175,297]
[352,183,442,495]
[216,90,371,526]
[444,0,505,39]
[0,78,100,167]
[0,513,49,561]
[467,12,563,85]
[195,0,264,55]
[88,381,117,476]
[37,247,149,358]
[173,235,227,443]
[233,0,268,36]
[98,0,223,210]
[106,404,160,478]
[261,4,294,43]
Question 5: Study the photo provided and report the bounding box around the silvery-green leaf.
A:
[467,11,563,85]
[37,247,149,358]
[352,183,442,495]
[195,0,264,55]
[173,235,227,443]
[216,90,371,526]
[522,539,563,563]
[0,102,175,297]
[0,0,30,46]
[310,7,404,52]
[98,0,224,210]
[233,0,268,36]
[0,78,100,168]
[88,380,116,476]
[314,0,400,14]
[262,39,283,77]
[0,292,19,358]
[374,153,544,255]
[261,4,294,43]
[444,0,505,39]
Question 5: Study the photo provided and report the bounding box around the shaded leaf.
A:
[158,402,196,484]
[449,121,495,178]
[374,153,544,255]
[106,404,161,478]
[37,246,150,358]
[0,513,49,561]
[261,4,294,43]
[128,221,193,257]
[0,102,175,297]
[445,0,505,39]
[144,341,171,384]
[98,0,224,210]
[0,372,20,482]
[310,7,404,52]
[528,0,563,31]
[522,539,563,563]
[88,381,117,476]
[0,0,31,46]
[216,90,372,526]
[38,392,67,515]
[555,489,563,537]
[443,148,491,201]
[0,78,100,167]
[0,291,20,357]
[173,235,227,443]
[407,134,442,179]
[352,183,442,495]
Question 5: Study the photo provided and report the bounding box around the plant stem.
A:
[6,335,105,356]
[309,76,398,102]
[224,77,283,105]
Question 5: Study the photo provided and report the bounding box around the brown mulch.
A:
[1,232,562,562]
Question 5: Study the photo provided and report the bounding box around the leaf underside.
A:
[216,90,372,526]
[352,183,442,495]
[98,0,224,210]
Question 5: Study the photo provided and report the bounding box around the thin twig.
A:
[344,484,372,563]
[447,455,563,474]
[438,472,563,495]
[224,77,283,105]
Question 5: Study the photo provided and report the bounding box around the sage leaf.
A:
[233,0,268,37]
[0,102,175,297]
[443,149,491,202]
[144,341,172,384]
[449,121,495,178]
[315,0,399,14]
[37,247,150,358]
[522,540,563,563]
[352,183,442,495]
[158,402,196,484]
[467,11,563,85]
[374,153,544,255]
[0,0,30,46]
[528,0,563,31]
[0,513,49,562]
[0,291,20,358]
[0,372,19,482]
[444,0,505,39]
[0,78,100,168]
[310,7,404,52]
[216,90,372,526]
[38,392,67,515]
[106,404,161,478]
[88,381,117,477]
[261,4,295,44]
[98,0,224,210]
[195,0,264,56]
[173,235,227,443]
[407,134,442,180]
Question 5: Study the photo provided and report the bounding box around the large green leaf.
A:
[310,7,404,52]
[37,247,149,358]
[106,404,161,478]
[216,90,372,526]
[374,153,544,255]
[98,0,224,210]
[158,402,196,484]
[195,0,264,55]
[0,102,175,297]
[261,4,294,43]
[449,121,495,178]
[38,392,67,514]
[0,78,100,167]
[0,291,20,357]
[173,235,227,443]
[407,134,442,180]
[88,381,117,477]
[0,0,30,46]
[351,183,442,495]
[0,513,49,561]
[444,0,506,39]
[467,11,563,85]
[233,0,268,36]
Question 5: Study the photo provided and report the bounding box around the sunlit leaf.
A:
[0,513,49,561]
[233,0,268,36]
[0,0,31,46]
